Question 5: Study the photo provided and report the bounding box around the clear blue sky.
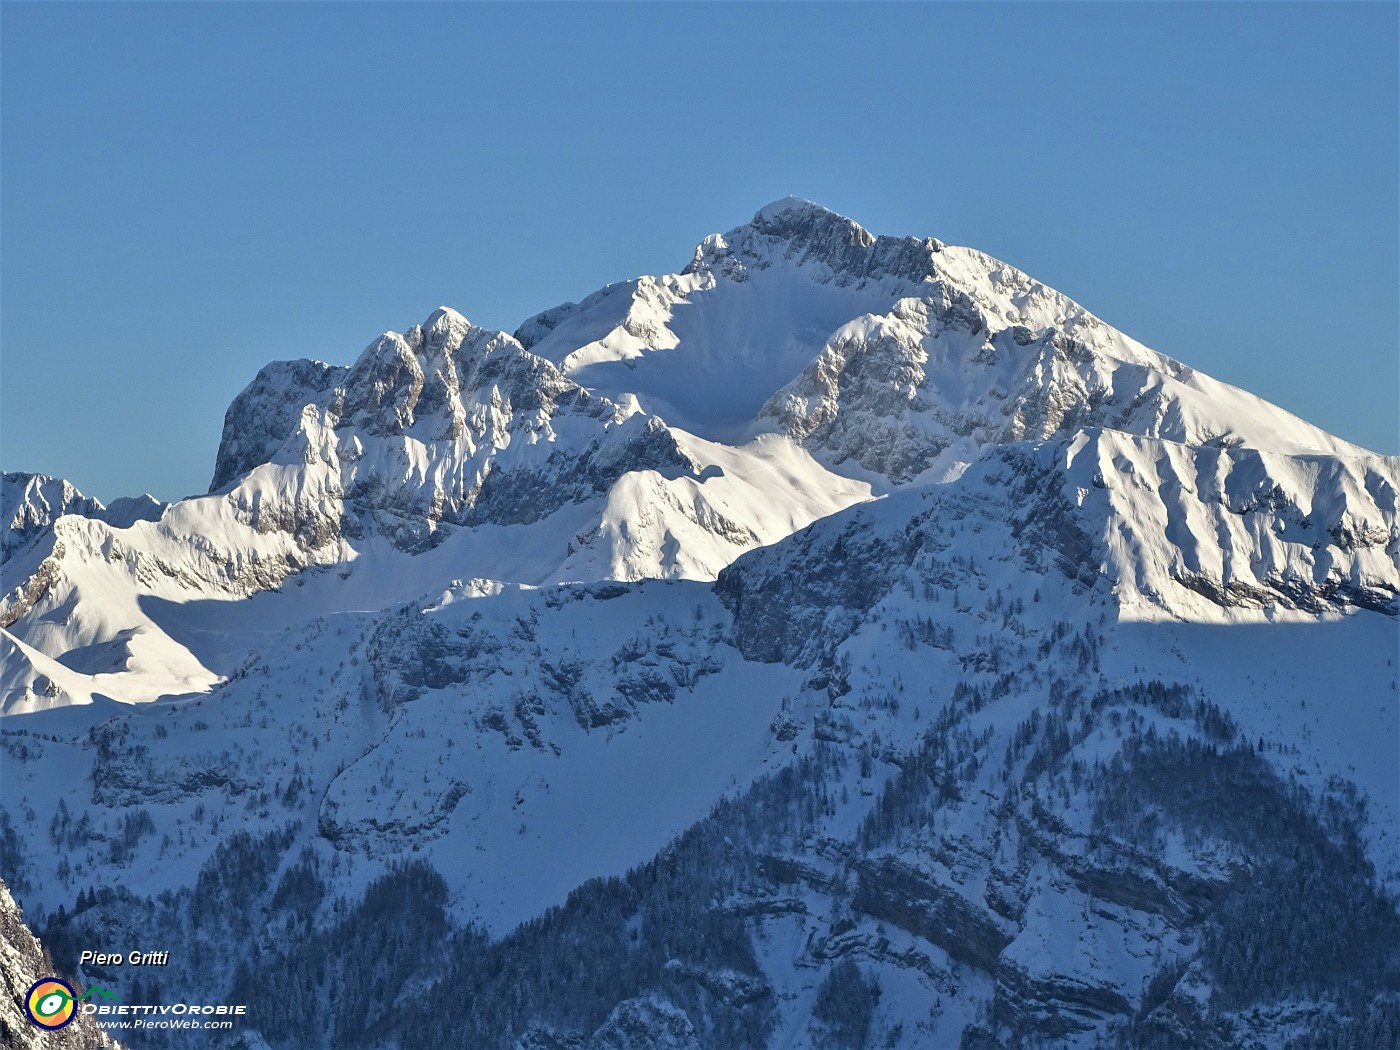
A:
[3,2,1396,502]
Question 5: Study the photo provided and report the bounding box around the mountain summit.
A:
[2,200,1394,711]
[1,201,1396,1050]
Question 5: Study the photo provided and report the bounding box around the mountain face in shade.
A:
[1,200,1396,1050]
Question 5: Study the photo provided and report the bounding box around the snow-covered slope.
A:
[1,199,1397,1050]
[0,304,875,710]
[206,304,871,577]
[4,425,1394,1048]
[716,430,1398,660]
[1,472,163,565]
[520,197,1368,480]
[6,202,1391,717]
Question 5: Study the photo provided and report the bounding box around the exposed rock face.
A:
[852,857,1014,970]
[209,307,698,550]
[585,998,703,1050]
[0,880,121,1050]
[683,196,945,288]
[211,358,349,491]
[515,997,704,1050]
[717,428,1399,657]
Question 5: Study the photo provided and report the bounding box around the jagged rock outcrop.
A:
[207,307,705,552]
[682,196,946,287]
[2,473,166,566]
[717,428,1399,661]
[1,474,105,564]
[211,359,350,491]
[0,880,122,1049]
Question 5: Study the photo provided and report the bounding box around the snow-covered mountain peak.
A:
[6,205,1396,722]
[514,202,959,442]
[337,306,578,440]
[1,473,105,564]
[747,196,898,258]
[1,472,165,565]
[753,194,829,224]
[684,197,945,289]
[514,199,1372,477]
[423,302,471,337]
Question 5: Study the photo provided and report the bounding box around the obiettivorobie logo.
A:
[24,977,118,1030]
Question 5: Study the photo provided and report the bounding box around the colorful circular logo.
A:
[25,977,77,1030]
